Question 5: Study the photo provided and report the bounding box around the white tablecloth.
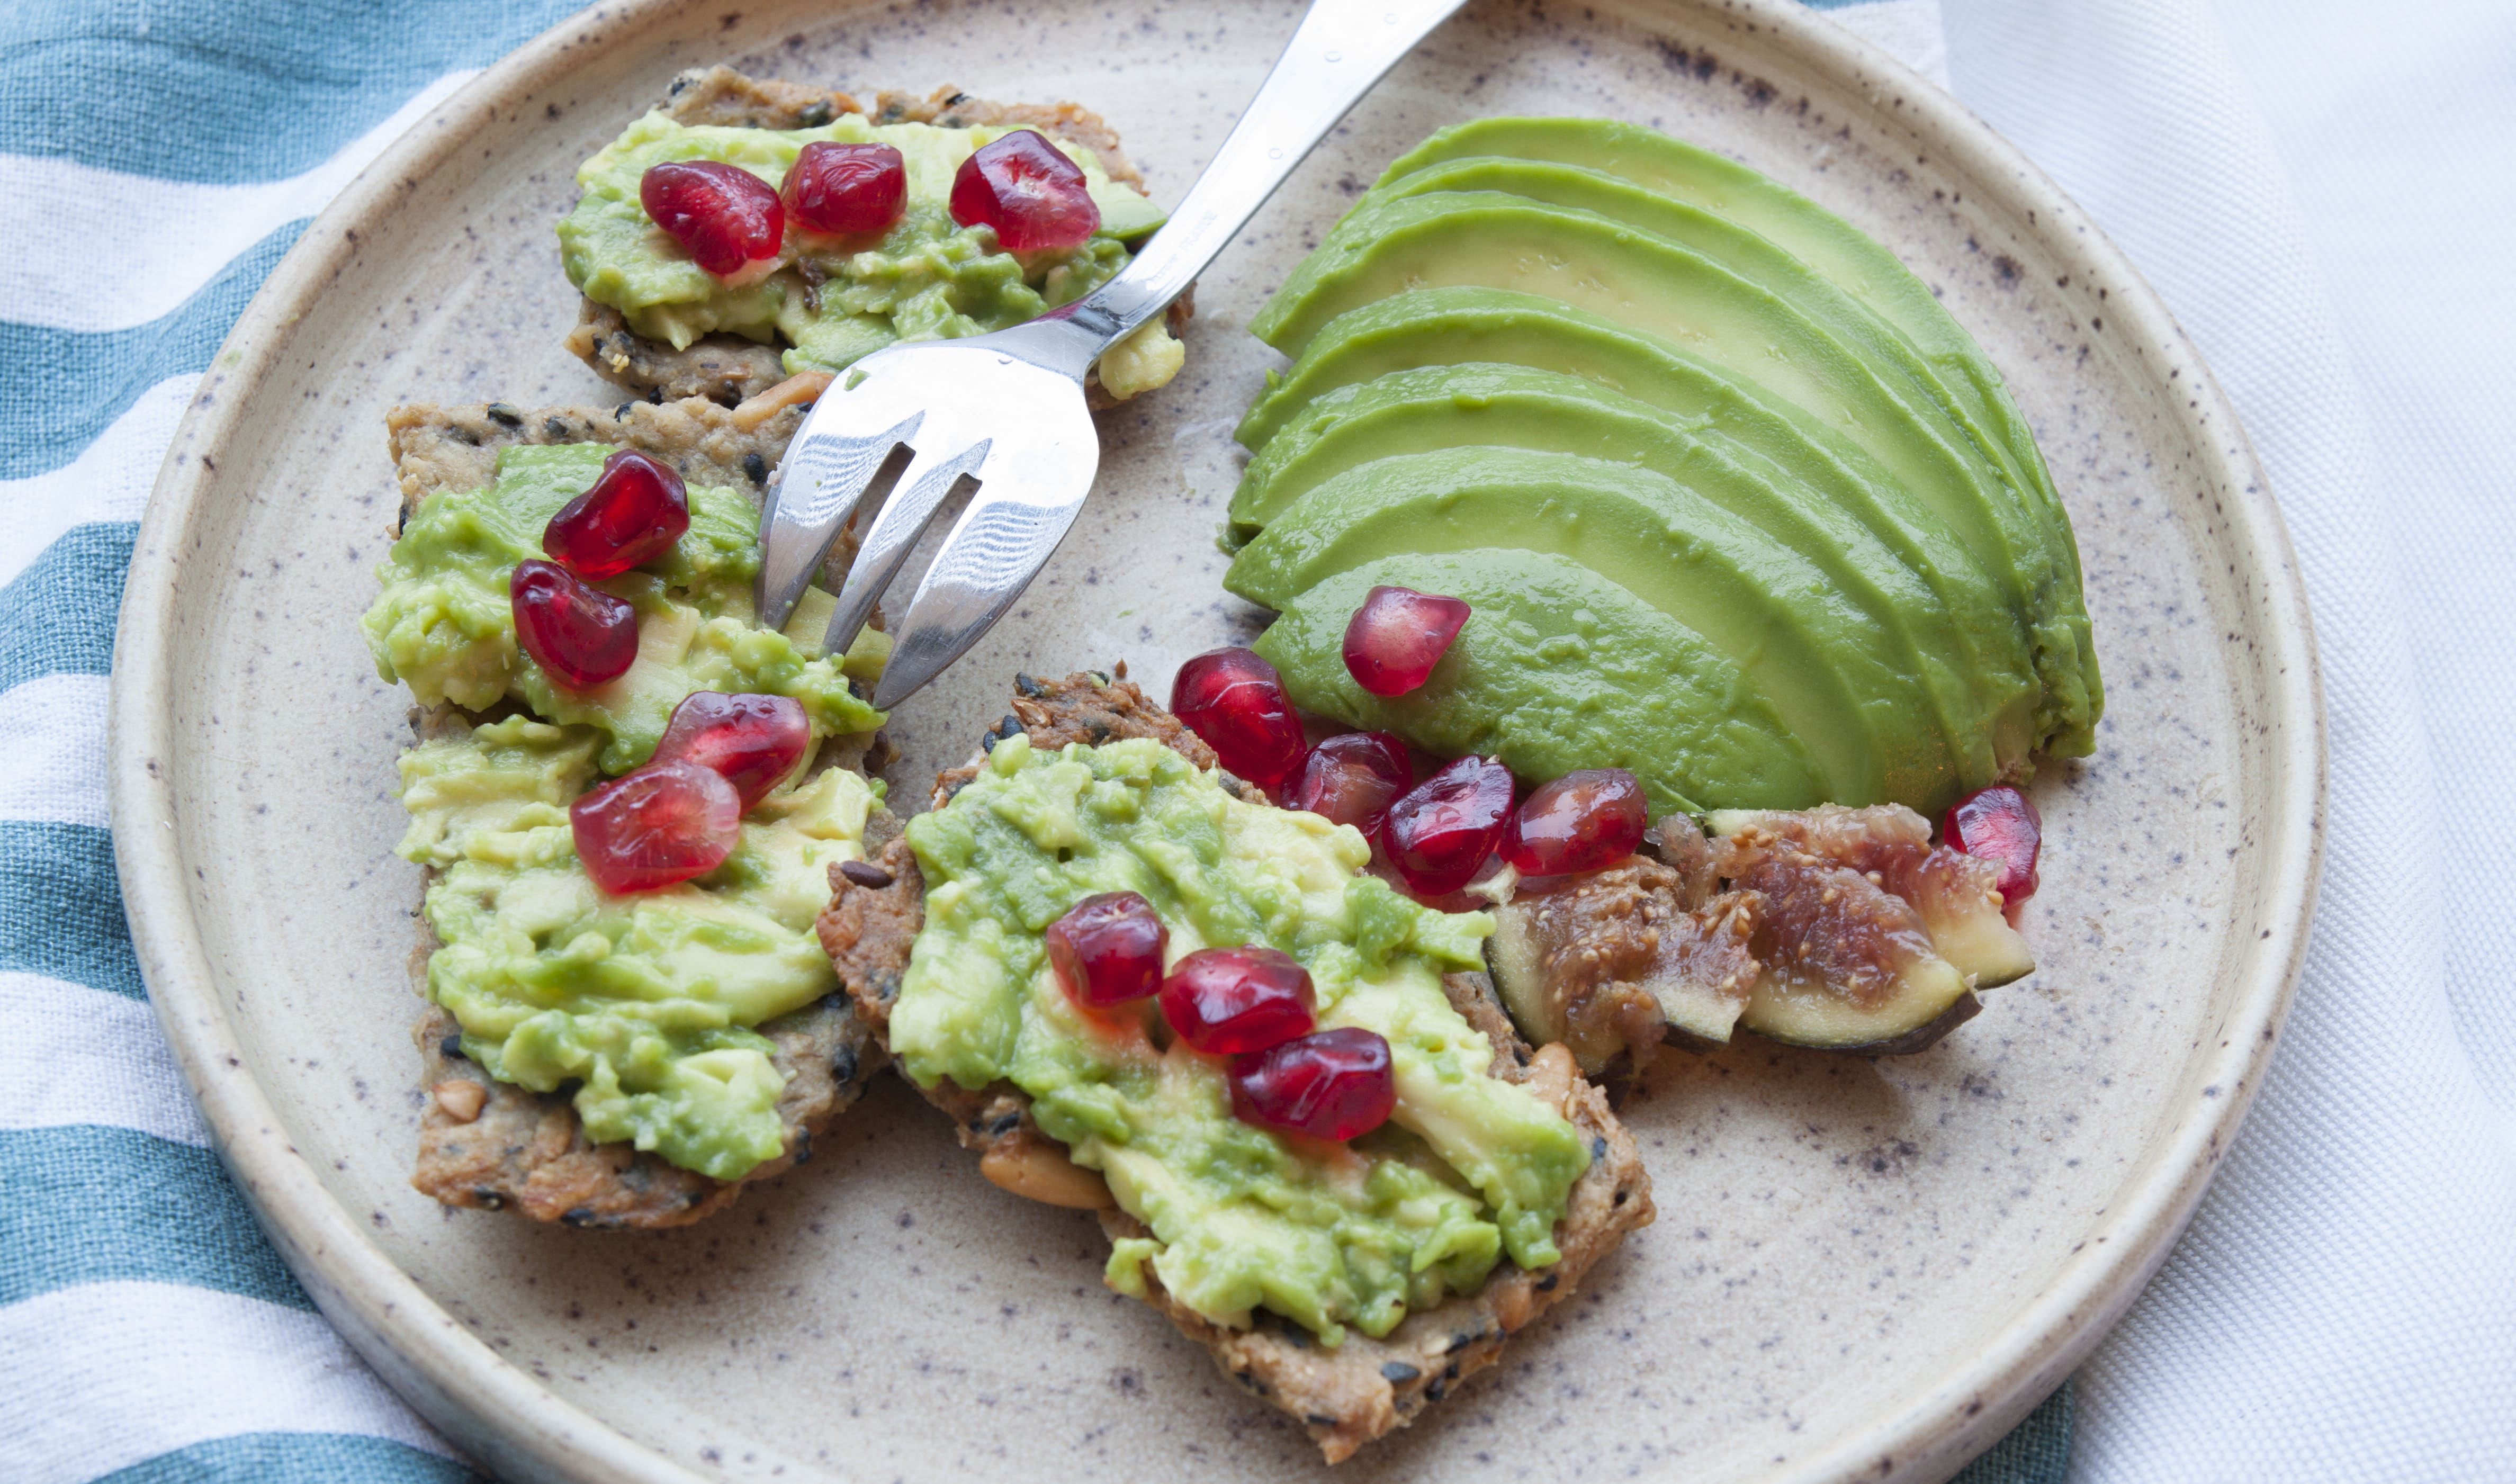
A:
[1891,1,2516,1477]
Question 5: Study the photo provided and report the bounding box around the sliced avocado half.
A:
[1244,191,2094,756]
[1233,287,2044,770]
[1252,550,1829,815]
[1229,363,2045,799]
[1231,444,1957,808]
[1370,120,2086,572]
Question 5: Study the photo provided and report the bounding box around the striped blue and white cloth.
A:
[10,0,2509,1479]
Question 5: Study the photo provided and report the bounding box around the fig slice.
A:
[1705,805,2033,990]
[1484,853,1762,1073]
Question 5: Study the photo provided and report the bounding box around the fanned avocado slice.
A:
[1371,119,2090,583]
[1360,152,2101,733]
[1232,445,1948,809]
[1229,363,2045,801]
[1244,191,2094,757]
[1252,550,1827,815]
[1234,289,2045,769]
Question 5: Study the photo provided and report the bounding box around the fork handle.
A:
[1038,0,1470,360]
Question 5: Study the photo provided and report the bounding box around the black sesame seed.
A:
[542,416,570,439]
[714,387,742,409]
[560,1206,598,1228]
[1380,1361,1421,1383]
[839,859,894,889]
[1425,1378,1449,1402]
[1303,1413,1337,1427]
[438,1033,465,1060]
[1591,1136,1609,1161]
[1536,1271,1559,1292]
[742,451,768,487]
[614,402,636,421]
[943,92,971,107]
[472,1188,505,1209]
[831,1044,860,1086]
[789,1130,813,1164]
[796,101,834,127]
[1013,672,1046,698]
[485,402,523,427]
[645,385,664,404]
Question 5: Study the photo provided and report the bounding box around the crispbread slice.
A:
[390,397,894,1228]
[562,66,1194,408]
[816,671,1655,1460]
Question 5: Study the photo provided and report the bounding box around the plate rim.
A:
[106,2,2328,1479]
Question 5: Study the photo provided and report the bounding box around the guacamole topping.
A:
[561,112,1184,398]
[889,733,1591,1344]
[362,443,883,773]
[400,715,875,1180]
[367,442,892,1183]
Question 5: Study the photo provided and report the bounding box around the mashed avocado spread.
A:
[891,734,1591,1343]
[562,112,1184,398]
[399,715,875,1180]
[363,443,883,773]
[365,442,887,1182]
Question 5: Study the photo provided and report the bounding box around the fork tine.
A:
[755,413,920,632]
[869,453,1098,710]
[821,435,995,660]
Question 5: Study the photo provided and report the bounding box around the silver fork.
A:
[753,0,1469,711]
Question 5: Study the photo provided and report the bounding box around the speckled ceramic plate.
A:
[110,2,2323,1480]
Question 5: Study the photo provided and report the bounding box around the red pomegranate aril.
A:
[1342,585,1471,697]
[1170,647,1308,793]
[780,141,907,236]
[543,449,690,579]
[640,160,784,276]
[1943,785,2043,905]
[1158,946,1316,1056]
[511,559,639,689]
[650,692,810,810]
[570,759,743,894]
[1046,892,1168,1010]
[1229,1027,1397,1143]
[1381,754,1516,897]
[1501,768,1648,876]
[1291,731,1412,834]
[948,130,1100,252]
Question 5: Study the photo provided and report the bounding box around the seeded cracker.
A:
[391,395,895,1228]
[817,672,1655,1461]
[564,66,1195,409]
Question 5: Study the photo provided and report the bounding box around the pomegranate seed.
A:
[1291,732,1412,834]
[949,130,1100,252]
[1382,755,1515,897]
[1342,586,1471,697]
[1170,647,1308,793]
[1159,946,1316,1056]
[1229,1027,1396,1142]
[511,559,639,689]
[1943,785,2043,905]
[570,759,742,894]
[650,692,809,810]
[1045,892,1168,1010]
[640,160,784,276]
[542,449,690,580]
[780,141,907,236]
[1500,768,1648,876]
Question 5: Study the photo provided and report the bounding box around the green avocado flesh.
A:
[362,443,883,774]
[400,716,876,1181]
[1234,123,2100,819]
[889,734,1589,1343]
[561,112,1181,394]
[364,443,889,1182]
[1258,552,1824,815]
